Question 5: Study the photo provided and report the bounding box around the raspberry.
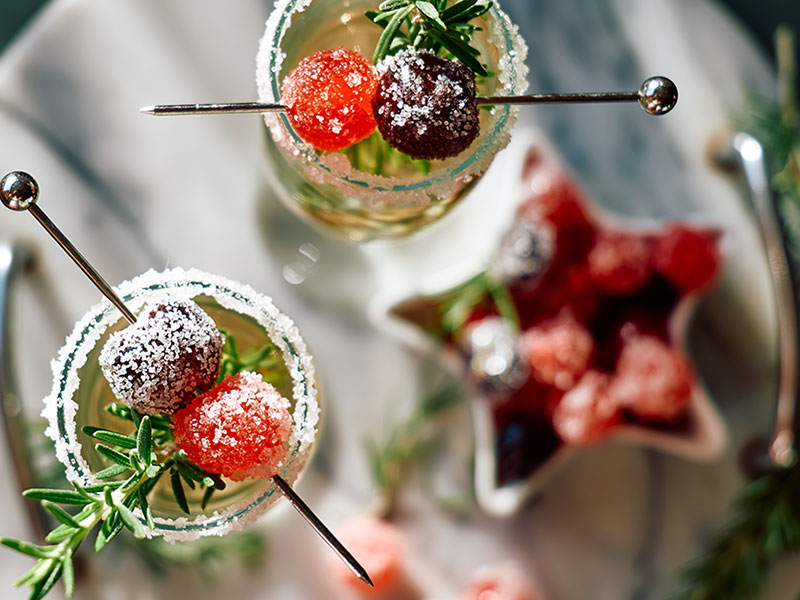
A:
[372,49,479,160]
[608,335,693,422]
[99,300,223,416]
[651,224,720,293]
[328,517,404,597]
[521,311,594,390]
[172,372,292,481]
[281,47,378,152]
[587,229,652,295]
[518,169,593,235]
[550,371,618,445]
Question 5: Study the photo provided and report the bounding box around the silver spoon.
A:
[0,170,373,587]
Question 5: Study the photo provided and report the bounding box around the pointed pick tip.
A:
[139,105,156,115]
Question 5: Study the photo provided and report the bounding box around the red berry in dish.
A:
[587,229,652,295]
[550,371,617,445]
[651,224,720,293]
[521,311,594,390]
[99,300,224,416]
[172,371,292,481]
[463,563,540,600]
[372,49,479,160]
[608,334,693,422]
[328,517,404,597]
[281,47,379,152]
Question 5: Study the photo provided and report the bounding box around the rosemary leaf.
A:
[415,1,446,30]
[373,4,416,63]
[31,561,62,600]
[40,500,81,529]
[82,426,137,449]
[431,30,486,75]
[116,503,145,539]
[94,463,131,480]
[137,416,152,466]
[22,489,87,505]
[61,549,75,598]
[170,470,190,515]
[201,486,216,511]
[379,0,412,10]
[96,444,132,468]
[0,538,54,559]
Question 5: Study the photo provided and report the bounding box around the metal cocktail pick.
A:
[0,170,373,588]
[140,75,678,116]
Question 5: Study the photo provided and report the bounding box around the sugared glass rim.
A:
[42,267,320,542]
[255,0,529,206]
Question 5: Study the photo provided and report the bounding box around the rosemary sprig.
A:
[367,0,492,75]
[341,131,431,176]
[439,271,520,335]
[366,372,464,516]
[1,328,282,599]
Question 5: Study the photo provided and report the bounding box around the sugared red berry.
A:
[281,47,378,152]
[608,335,693,421]
[99,300,223,416]
[172,371,292,481]
[550,371,618,445]
[372,49,479,160]
[328,517,404,597]
[587,229,652,295]
[651,224,720,293]
[521,311,594,390]
[463,563,540,600]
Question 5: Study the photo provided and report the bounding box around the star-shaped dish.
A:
[370,136,728,517]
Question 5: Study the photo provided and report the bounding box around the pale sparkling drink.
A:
[256,0,528,241]
[43,268,320,542]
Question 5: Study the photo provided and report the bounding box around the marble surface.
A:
[0,0,794,599]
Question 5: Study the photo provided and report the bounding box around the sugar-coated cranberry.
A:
[281,47,378,152]
[99,300,223,416]
[463,563,540,600]
[549,371,618,445]
[651,224,720,293]
[608,334,693,422]
[372,49,479,160]
[328,517,404,597]
[521,310,594,390]
[172,372,292,481]
[587,229,652,295]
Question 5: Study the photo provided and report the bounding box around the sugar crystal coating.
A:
[99,299,224,416]
[281,47,378,152]
[328,517,404,596]
[550,370,617,445]
[609,335,693,421]
[587,229,652,295]
[172,371,292,481]
[372,49,479,160]
[521,311,594,390]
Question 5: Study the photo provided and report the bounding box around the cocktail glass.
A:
[43,267,320,542]
[256,0,528,241]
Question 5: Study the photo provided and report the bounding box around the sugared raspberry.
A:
[172,372,292,481]
[518,168,593,235]
[328,517,404,597]
[550,371,618,445]
[463,563,540,600]
[608,335,693,422]
[587,229,652,295]
[521,311,594,390]
[372,49,479,160]
[281,47,378,152]
[651,224,720,293]
[99,300,223,416]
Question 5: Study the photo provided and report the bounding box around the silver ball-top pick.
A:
[1,170,373,588]
[140,76,678,117]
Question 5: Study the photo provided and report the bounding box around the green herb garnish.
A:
[1,329,281,600]
[367,0,492,75]
[439,271,520,335]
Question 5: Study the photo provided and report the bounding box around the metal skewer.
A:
[0,170,373,588]
[140,75,678,117]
